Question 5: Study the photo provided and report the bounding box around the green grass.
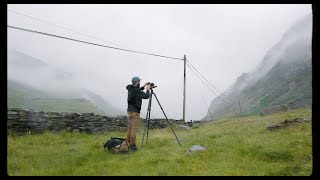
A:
[7,108,312,176]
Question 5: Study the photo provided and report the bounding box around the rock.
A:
[10,108,21,111]
[187,145,206,155]
[289,81,296,91]
[43,112,61,118]
[8,115,18,119]
[8,111,18,115]
[18,111,28,115]
[83,113,94,116]
[179,125,191,130]
[267,117,310,131]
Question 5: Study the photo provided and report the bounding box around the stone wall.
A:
[7,108,184,135]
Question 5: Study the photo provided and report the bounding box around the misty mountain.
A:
[8,50,123,116]
[8,80,106,115]
[202,13,312,121]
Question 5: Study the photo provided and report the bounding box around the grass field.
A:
[7,107,312,176]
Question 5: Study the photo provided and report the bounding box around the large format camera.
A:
[146,82,157,89]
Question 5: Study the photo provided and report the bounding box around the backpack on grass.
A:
[104,137,130,154]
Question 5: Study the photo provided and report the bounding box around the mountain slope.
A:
[79,88,124,116]
[203,14,312,120]
[7,50,122,116]
[8,80,106,115]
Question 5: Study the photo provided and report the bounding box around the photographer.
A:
[126,76,151,151]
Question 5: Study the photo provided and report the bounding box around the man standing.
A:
[126,76,151,151]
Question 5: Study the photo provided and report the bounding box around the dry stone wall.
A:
[7,108,184,134]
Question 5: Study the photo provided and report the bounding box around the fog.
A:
[7,4,311,121]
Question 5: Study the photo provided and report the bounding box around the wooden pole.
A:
[183,55,186,122]
[239,100,242,117]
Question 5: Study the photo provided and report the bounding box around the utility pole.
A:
[183,54,186,122]
[239,100,242,117]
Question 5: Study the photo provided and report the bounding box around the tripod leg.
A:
[153,93,181,146]
[141,105,149,147]
[146,93,153,143]
[141,92,152,147]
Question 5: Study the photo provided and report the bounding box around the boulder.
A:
[187,145,206,155]
[179,125,191,130]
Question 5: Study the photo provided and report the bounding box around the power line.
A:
[186,58,241,118]
[186,61,232,105]
[187,60,233,102]
[188,60,238,119]
[186,60,246,117]
[187,56,280,119]
[186,62,219,97]
[8,9,178,57]
[187,62,215,120]
[186,61,232,106]
[201,96,214,120]
[8,9,119,47]
[186,60,248,117]
[187,61,241,117]
[8,25,184,61]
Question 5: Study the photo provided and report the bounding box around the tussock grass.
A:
[8,108,312,176]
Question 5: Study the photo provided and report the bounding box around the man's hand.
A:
[146,84,151,90]
[142,83,149,88]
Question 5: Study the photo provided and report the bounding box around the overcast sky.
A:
[7,4,312,121]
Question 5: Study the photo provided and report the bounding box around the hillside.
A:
[203,14,312,120]
[7,50,122,116]
[8,107,312,175]
[8,80,106,115]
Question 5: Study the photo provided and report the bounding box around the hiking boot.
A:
[130,144,138,151]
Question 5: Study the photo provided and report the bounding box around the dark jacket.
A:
[126,85,150,113]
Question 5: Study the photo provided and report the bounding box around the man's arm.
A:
[140,83,149,90]
[136,88,150,99]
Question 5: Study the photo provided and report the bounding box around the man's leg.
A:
[129,112,141,146]
[127,112,133,144]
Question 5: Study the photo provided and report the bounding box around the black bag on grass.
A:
[104,137,130,154]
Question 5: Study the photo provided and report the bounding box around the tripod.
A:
[141,88,181,147]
